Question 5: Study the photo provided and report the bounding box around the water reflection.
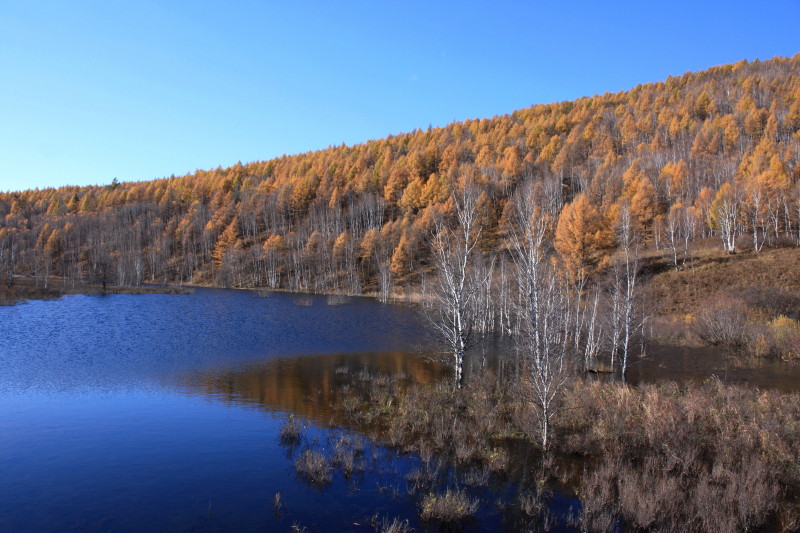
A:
[479,335,800,393]
[629,343,800,392]
[0,288,431,395]
[178,339,800,431]
[181,351,449,424]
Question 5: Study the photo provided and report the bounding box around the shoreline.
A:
[0,277,193,306]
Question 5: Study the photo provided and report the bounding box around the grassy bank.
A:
[644,245,800,317]
[642,246,800,358]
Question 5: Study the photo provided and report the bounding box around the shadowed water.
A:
[628,343,800,392]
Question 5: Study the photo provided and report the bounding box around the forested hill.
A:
[1,54,799,296]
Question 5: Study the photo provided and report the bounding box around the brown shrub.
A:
[693,294,753,347]
[739,286,800,320]
[561,380,800,532]
[770,316,800,360]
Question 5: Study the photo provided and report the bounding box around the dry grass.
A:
[644,245,800,317]
[279,416,303,445]
[642,245,800,355]
[559,379,800,532]
[332,435,365,477]
[683,291,800,359]
[336,371,515,470]
[371,515,414,533]
[419,488,479,522]
[294,449,332,486]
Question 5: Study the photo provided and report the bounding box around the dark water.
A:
[1,289,795,532]
[628,343,800,392]
[0,289,454,533]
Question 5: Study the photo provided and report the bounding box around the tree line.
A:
[1,54,799,313]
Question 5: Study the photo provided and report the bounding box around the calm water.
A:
[1,289,795,532]
[0,289,456,532]
[629,343,800,392]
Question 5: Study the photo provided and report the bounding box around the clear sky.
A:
[1,1,799,193]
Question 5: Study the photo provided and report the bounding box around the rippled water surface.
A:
[0,289,428,394]
[0,289,454,532]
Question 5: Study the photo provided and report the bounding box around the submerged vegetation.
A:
[279,415,304,446]
[294,449,333,486]
[371,516,414,533]
[301,369,800,532]
[419,488,480,523]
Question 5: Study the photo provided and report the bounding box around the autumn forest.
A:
[2,56,799,297]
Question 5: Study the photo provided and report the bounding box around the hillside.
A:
[1,54,799,311]
[645,246,800,315]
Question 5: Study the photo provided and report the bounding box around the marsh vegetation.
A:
[290,367,800,532]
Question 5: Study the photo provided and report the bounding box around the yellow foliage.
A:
[398,177,424,213]
[554,194,612,282]
[332,232,351,261]
[770,316,800,360]
[390,232,414,280]
[262,234,284,252]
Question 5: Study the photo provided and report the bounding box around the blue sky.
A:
[1,1,799,193]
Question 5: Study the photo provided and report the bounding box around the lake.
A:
[0,289,457,532]
[1,289,796,532]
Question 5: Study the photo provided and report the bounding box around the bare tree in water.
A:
[426,184,488,389]
[507,182,571,450]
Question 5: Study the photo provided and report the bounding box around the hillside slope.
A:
[1,54,799,304]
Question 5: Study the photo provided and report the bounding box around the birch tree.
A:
[613,204,646,382]
[507,183,571,450]
[708,182,741,254]
[426,185,486,389]
[664,203,682,269]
